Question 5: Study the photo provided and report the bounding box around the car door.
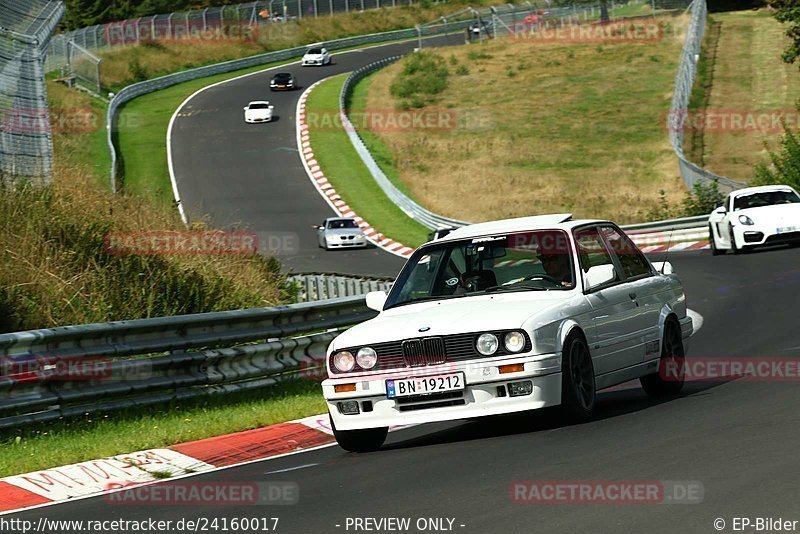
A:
[599,225,662,362]
[318,220,326,247]
[711,194,734,247]
[574,226,641,375]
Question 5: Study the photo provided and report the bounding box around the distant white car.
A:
[316,217,368,250]
[708,184,800,255]
[243,101,273,123]
[322,214,694,452]
[302,46,331,66]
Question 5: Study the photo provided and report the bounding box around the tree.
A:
[753,120,800,191]
[770,0,800,65]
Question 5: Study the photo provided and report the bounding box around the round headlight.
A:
[333,351,355,372]
[476,333,499,356]
[356,347,378,369]
[738,214,754,225]
[504,331,526,353]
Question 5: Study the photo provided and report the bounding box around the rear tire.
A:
[560,332,595,422]
[330,413,387,453]
[640,318,685,397]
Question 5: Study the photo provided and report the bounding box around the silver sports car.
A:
[316,218,368,250]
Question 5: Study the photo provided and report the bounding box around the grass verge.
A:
[360,16,690,224]
[306,74,430,247]
[0,379,326,477]
[699,9,800,182]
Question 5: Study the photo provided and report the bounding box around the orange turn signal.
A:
[334,383,357,393]
[499,364,525,374]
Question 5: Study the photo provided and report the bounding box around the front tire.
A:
[709,224,723,256]
[330,413,387,453]
[729,224,742,255]
[640,318,685,397]
[560,332,595,421]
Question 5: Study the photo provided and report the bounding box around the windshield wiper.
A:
[484,285,548,292]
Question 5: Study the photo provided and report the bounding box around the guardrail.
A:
[0,296,374,429]
[289,273,393,302]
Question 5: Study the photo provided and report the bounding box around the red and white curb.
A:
[0,414,336,515]
[627,227,710,253]
[296,80,414,258]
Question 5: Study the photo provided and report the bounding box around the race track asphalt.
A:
[169,35,463,278]
[11,245,800,533]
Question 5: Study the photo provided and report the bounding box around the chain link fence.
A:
[667,0,745,193]
[0,0,65,184]
[45,0,439,75]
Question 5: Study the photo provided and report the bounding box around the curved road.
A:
[10,246,800,532]
[169,35,461,278]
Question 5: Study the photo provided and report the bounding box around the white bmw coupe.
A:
[322,215,694,452]
[708,185,800,255]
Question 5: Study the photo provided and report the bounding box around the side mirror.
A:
[713,205,726,214]
[584,264,616,289]
[243,107,248,111]
[365,291,387,312]
[651,261,674,275]
[269,105,274,109]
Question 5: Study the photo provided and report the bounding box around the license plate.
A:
[386,373,464,399]
[777,226,798,234]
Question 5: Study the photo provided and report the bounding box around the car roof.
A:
[273,72,292,76]
[325,217,356,222]
[436,214,606,243]
[248,100,270,105]
[732,185,797,197]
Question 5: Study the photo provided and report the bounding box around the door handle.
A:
[628,292,637,300]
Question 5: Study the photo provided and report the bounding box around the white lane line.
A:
[687,308,704,334]
[263,463,318,475]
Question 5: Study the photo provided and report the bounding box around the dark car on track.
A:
[270,72,295,91]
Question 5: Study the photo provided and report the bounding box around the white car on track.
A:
[708,184,800,255]
[243,101,274,123]
[322,214,694,452]
[301,46,331,66]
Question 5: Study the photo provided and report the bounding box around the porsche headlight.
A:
[504,331,526,353]
[738,214,754,225]
[356,347,377,369]
[476,333,499,356]
[333,351,355,372]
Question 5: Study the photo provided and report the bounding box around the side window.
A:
[600,226,652,280]
[573,227,620,290]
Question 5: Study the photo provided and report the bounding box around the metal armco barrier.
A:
[290,273,394,301]
[0,296,374,429]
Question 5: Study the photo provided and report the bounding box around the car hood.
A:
[332,292,572,349]
[737,203,800,225]
[325,228,363,236]
[304,54,324,59]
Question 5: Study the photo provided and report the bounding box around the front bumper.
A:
[325,237,368,248]
[270,84,293,90]
[245,117,272,123]
[323,353,562,430]
[302,59,324,66]
[733,224,800,249]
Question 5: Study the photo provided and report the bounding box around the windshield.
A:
[274,73,291,79]
[248,103,270,110]
[307,48,322,54]
[327,219,358,229]
[733,190,800,210]
[386,230,575,309]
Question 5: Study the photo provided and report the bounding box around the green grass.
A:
[306,74,430,247]
[0,379,326,477]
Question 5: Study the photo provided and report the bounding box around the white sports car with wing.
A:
[708,185,800,255]
[243,101,274,123]
[322,214,694,452]
[301,46,331,66]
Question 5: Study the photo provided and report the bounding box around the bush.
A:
[390,51,449,108]
[455,64,470,76]
[128,54,149,83]
[753,120,800,191]
[682,179,725,216]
